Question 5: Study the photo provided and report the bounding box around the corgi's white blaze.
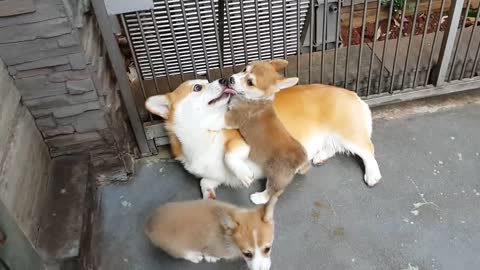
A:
[245,230,272,270]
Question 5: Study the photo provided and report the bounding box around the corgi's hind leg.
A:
[344,139,381,187]
[250,169,292,205]
[200,178,221,199]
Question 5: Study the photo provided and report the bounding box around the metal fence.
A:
[93,0,480,156]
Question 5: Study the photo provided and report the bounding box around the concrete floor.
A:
[93,102,480,270]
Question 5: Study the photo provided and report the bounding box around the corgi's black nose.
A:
[219,78,228,86]
[229,76,235,85]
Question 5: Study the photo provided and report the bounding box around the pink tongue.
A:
[223,88,237,95]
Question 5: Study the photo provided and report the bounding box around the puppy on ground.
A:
[145,197,277,270]
[224,85,310,204]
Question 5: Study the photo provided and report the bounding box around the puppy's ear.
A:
[262,194,279,223]
[275,77,299,91]
[145,95,170,119]
[217,209,238,231]
[269,59,289,71]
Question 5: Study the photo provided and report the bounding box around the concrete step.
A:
[35,155,91,268]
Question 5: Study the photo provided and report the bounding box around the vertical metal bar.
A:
[333,0,341,85]
[389,0,408,93]
[121,16,149,98]
[344,1,355,88]
[460,1,480,79]
[179,0,198,79]
[309,0,314,83]
[210,0,225,78]
[91,0,151,155]
[425,0,446,85]
[377,0,395,94]
[355,0,368,93]
[471,39,480,78]
[448,0,472,81]
[401,0,421,89]
[269,0,274,59]
[225,0,236,73]
[194,0,212,80]
[413,0,433,88]
[218,0,225,61]
[283,0,288,76]
[320,0,327,83]
[165,0,185,81]
[122,15,154,122]
[254,0,262,60]
[367,0,382,96]
[297,0,301,77]
[434,0,466,86]
[151,10,173,90]
[136,12,160,97]
[239,0,249,64]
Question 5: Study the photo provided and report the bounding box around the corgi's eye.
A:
[247,79,254,87]
[193,84,202,92]
[263,246,271,254]
[242,251,253,259]
[242,67,247,72]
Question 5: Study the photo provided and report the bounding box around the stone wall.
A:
[0,57,51,242]
[0,0,133,174]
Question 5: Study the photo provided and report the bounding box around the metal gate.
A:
[93,0,480,156]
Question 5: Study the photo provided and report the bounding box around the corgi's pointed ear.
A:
[262,194,279,223]
[218,210,238,231]
[269,59,289,71]
[145,95,170,119]
[275,77,299,91]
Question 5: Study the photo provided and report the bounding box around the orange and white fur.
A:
[145,59,381,203]
[145,197,277,270]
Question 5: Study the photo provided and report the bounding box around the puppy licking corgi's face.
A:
[145,79,235,122]
[220,202,276,270]
[228,59,299,100]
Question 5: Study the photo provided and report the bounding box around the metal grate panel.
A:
[123,0,310,80]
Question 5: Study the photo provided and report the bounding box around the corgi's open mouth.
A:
[208,88,237,105]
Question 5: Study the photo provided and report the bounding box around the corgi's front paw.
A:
[184,251,203,263]
[364,170,381,187]
[203,255,220,263]
[250,191,270,205]
[236,167,254,188]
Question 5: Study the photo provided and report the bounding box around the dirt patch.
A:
[341,11,479,46]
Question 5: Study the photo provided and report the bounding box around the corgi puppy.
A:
[145,60,381,202]
[224,90,310,203]
[145,197,277,270]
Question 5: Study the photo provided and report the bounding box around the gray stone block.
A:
[15,68,52,79]
[0,17,72,44]
[66,78,94,95]
[13,56,69,71]
[57,110,108,133]
[57,31,79,48]
[45,131,101,148]
[0,39,81,66]
[36,116,57,130]
[48,69,90,82]
[42,125,74,138]
[24,90,97,109]
[54,64,72,72]
[0,0,66,28]
[15,75,66,100]
[68,53,87,70]
[31,101,101,118]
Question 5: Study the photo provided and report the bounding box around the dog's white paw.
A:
[201,188,216,200]
[364,170,382,187]
[250,191,270,205]
[184,251,203,263]
[236,167,254,188]
[203,255,220,263]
